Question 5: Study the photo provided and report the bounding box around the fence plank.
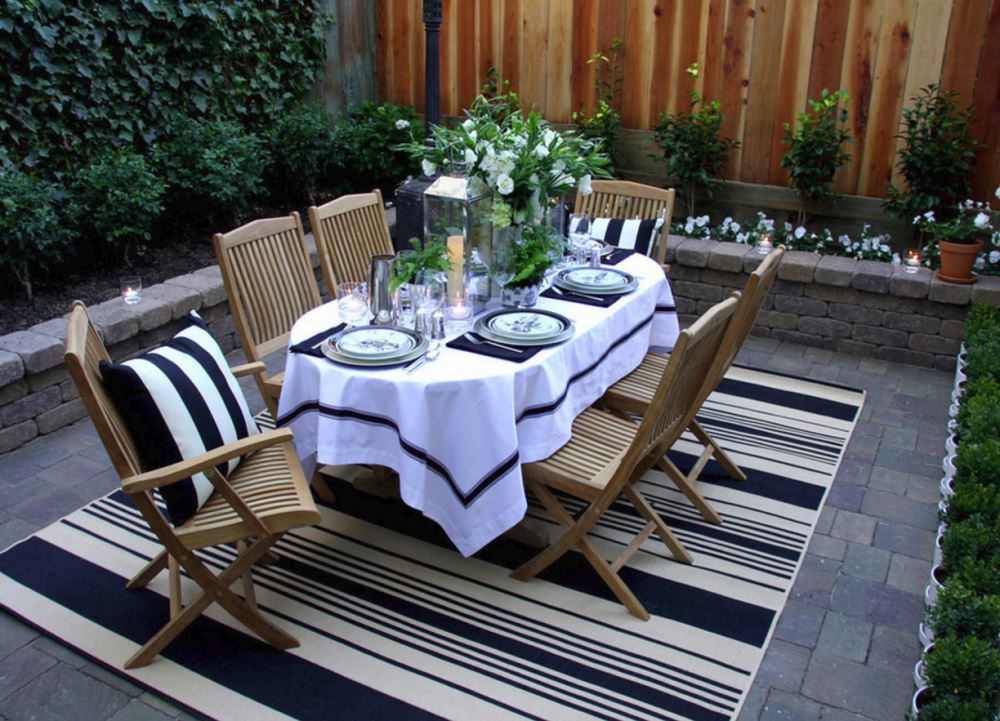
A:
[501,0,521,89]
[546,0,574,122]
[648,0,678,126]
[807,0,851,102]
[719,0,758,179]
[766,0,820,187]
[834,0,879,194]
[971,0,1000,203]
[570,0,599,115]
[621,0,655,129]
[740,0,787,183]
[940,0,992,108]
[519,1,548,111]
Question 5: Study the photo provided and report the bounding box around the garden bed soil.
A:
[0,238,219,336]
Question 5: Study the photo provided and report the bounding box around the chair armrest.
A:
[230,361,267,378]
[121,428,294,494]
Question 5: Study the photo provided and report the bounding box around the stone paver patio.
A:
[0,334,950,721]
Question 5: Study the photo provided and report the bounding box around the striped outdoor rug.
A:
[0,366,863,721]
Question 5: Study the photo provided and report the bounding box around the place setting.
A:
[541,264,639,307]
[446,307,575,362]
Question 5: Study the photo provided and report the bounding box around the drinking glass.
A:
[491,232,517,302]
[569,212,591,265]
[337,281,369,326]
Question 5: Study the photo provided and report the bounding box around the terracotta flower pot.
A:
[937,239,984,284]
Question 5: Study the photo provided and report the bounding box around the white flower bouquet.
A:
[405,95,610,228]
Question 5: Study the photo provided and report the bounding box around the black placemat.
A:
[446,332,542,363]
[605,247,637,265]
[289,323,347,357]
[541,287,622,307]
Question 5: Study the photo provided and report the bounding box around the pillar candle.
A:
[447,234,464,299]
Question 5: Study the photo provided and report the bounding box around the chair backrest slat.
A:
[309,190,394,296]
[574,180,676,265]
[65,301,143,480]
[213,212,321,365]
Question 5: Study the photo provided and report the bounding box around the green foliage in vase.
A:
[572,37,624,174]
[781,89,851,226]
[0,168,71,301]
[69,149,165,267]
[390,237,450,293]
[509,224,562,288]
[0,1,328,175]
[884,85,980,224]
[156,117,268,225]
[651,63,739,218]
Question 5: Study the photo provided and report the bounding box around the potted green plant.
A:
[914,199,997,283]
[494,224,562,308]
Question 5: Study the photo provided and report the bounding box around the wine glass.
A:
[491,232,518,305]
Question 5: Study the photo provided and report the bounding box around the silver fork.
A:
[464,332,524,353]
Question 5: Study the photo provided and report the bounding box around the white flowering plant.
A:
[672,212,898,262]
[405,94,610,228]
[914,189,1000,275]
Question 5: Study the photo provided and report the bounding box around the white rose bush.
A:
[404,95,610,228]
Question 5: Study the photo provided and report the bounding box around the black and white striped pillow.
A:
[100,311,260,526]
[571,216,665,256]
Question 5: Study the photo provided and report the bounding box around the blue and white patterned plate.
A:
[333,326,422,360]
[483,309,569,340]
[555,266,637,295]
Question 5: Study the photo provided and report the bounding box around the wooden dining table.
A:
[276,252,679,556]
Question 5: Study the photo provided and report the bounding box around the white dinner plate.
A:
[333,326,422,360]
[555,266,638,295]
[481,309,570,341]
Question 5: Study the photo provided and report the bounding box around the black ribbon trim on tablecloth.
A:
[278,309,656,507]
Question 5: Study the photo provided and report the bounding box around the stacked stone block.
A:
[664,235,1000,372]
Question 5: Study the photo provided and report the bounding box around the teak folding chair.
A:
[65,301,321,669]
[574,179,676,268]
[600,246,786,524]
[309,189,394,295]
[513,295,739,620]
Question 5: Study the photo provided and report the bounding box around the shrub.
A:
[158,117,268,225]
[781,89,851,226]
[884,85,979,224]
[940,518,1000,592]
[651,63,739,218]
[928,579,1000,641]
[923,635,1000,709]
[0,167,71,301]
[266,102,340,205]
[964,335,1000,385]
[337,101,420,197]
[0,2,327,175]
[918,696,995,721]
[955,376,1000,441]
[964,303,1000,347]
[944,476,1000,526]
[954,439,1000,487]
[70,150,165,267]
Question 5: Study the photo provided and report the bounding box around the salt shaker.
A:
[431,309,446,341]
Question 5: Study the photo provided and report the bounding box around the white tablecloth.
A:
[277,253,679,555]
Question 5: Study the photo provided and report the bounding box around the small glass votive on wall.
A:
[905,249,922,274]
[756,232,773,255]
[120,276,142,305]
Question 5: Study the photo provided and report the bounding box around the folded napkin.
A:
[289,323,347,357]
[446,332,542,363]
[605,247,636,265]
[541,287,621,308]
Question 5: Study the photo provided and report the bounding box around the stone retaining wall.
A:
[664,235,1000,372]
[2,229,997,457]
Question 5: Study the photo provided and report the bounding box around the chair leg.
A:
[125,535,297,669]
[310,468,337,503]
[513,482,649,620]
[126,549,168,589]
[689,419,746,481]
[168,555,183,619]
[624,485,693,564]
[237,540,257,610]
[657,457,724,525]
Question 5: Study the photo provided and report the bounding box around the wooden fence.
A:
[374,0,1000,204]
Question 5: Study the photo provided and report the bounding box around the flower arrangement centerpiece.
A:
[410,94,611,231]
[915,190,999,283]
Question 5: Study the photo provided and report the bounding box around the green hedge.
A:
[1,0,327,174]
[922,303,1000,718]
